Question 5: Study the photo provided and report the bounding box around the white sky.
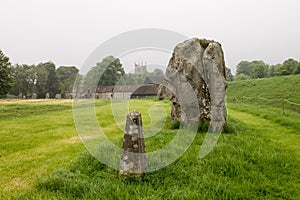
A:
[1,0,299,74]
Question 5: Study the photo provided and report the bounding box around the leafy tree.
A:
[11,64,24,96]
[36,63,49,98]
[236,60,269,79]
[98,57,124,86]
[235,74,251,81]
[36,62,60,98]
[268,64,282,77]
[278,58,298,76]
[117,73,151,85]
[252,61,269,78]
[153,68,164,76]
[84,56,125,90]
[225,67,234,81]
[294,62,300,74]
[118,73,138,85]
[11,64,37,97]
[117,67,167,86]
[236,61,254,77]
[46,63,60,98]
[57,66,79,96]
[0,50,14,95]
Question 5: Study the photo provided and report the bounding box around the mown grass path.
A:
[228,108,300,158]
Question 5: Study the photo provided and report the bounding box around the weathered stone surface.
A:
[119,110,146,178]
[32,93,37,99]
[158,38,227,132]
[55,94,62,99]
[45,93,50,99]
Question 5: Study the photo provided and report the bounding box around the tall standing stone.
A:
[119,110,146,178]
[158,38,227,132]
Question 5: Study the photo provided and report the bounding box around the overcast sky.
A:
[1,0,299,74]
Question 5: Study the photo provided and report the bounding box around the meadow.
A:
[0,75,300,199]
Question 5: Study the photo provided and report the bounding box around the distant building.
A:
[96,84,158,99]
[135,62,147,74]
[130,85,158,98]
[96,86,114,99]
[112,85,140,99]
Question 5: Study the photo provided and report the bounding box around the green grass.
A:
[226,74,300,112]
[1,74,300,199]
[13,110,300,199]
[0,100,85,198]
[226,75,300,132]
[1,95,299,199]
[226,103,300,131]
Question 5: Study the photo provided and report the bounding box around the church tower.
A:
[134,62,147,74]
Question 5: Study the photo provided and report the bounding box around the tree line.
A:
[1,48,299,96]
[234,58,300,81]
[0,50,165,98]
[0,49,79,98]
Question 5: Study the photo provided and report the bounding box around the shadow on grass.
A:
[164,115,248,134]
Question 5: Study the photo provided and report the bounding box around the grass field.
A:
[226,74,300,113]
[1,75,300,199]
[0,100,85,198]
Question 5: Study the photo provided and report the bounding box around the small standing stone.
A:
[119,110,146,178]
[32,93,37,99]
[55,94,62,99]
